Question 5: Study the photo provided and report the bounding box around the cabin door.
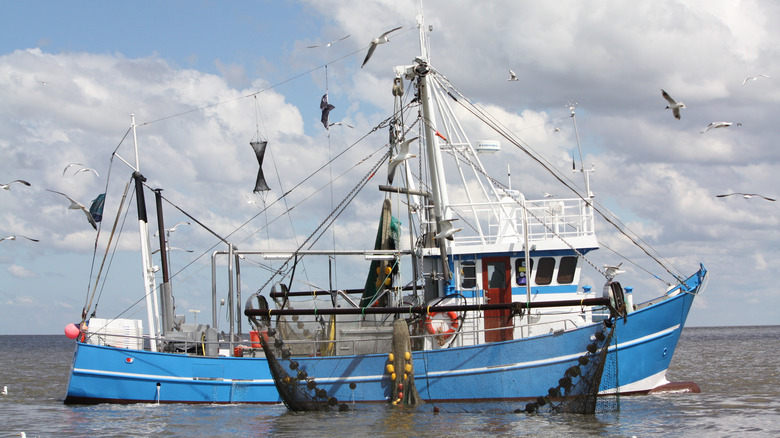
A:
[482,257,513,342]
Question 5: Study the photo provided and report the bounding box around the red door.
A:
[482,257,513,342]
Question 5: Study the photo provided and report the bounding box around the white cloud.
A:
[7,264,36,278]
[2,0,780,332]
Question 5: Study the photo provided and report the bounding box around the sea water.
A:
[1,326,778,437]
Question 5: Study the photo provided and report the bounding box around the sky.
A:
[1,0,778,334]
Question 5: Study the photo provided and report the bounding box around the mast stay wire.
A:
[432,69,686,285]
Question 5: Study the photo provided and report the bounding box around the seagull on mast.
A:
[661,89,685,120]
[716,193,775,201]
[507,70,518,81]
[307,34,350,48]
[701,121,742,133]
[1,180,31,190]
[46,189,98,229]
[742,74,770,85]
[361,26,402,68]
[604,263,625,279]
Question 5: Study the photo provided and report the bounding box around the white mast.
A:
[415,11,453,282]
[131,114,161,351]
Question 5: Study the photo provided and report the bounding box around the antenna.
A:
[568,102,594,198]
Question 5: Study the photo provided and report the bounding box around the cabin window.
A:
[515,258,533,286]
[556,256,578,284]
[460,260,477,289]
[534,257,555,285]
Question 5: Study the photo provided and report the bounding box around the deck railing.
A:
[445,197,595,247]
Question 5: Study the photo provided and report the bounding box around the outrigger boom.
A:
[245,298,612,317]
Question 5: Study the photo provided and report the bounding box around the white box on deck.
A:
[86,318,144,350]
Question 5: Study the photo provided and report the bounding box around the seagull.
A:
[73,167,99,177]
[661,89,685,120]
[435,219,462,241]
[1,385,6,394]
[328,121,354,128]
[604,263,625,279]
[543,193,554,198]
[1,235,39,243]
[1,180,31,190]
[46,189,98,229]
[387,136,419,183]
[507,70,518,81]
[62,163,83,176]
[716,193,775,201]
[167,221,191,232]
[307,34,350,49]
[152,221,191,238]
[701,121,742,133]
[361,26,402,68]
[742,74,770,85]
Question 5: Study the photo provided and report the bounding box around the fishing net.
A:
[520,319,619,415]
[258,317,423,411]
[361,199,401,307]
[258,326,348,412]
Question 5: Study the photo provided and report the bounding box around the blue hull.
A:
[65,268,705,404]
[65,343,280,404]
[282,286,699,403]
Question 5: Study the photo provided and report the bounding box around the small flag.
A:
[250,140,270,193]
[320,93,335,129]
[89,193,105,225]
[435,130,448,141]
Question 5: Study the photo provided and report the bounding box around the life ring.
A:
[424,311,460,340]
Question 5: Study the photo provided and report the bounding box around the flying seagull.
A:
[73,167,99,177]
[328,121,354,128]
[0,235,39,242]
[62,163,83,176]
[387,136,419,184]
[716,193,775,201]
[507,70,518,81]
[435,219,462,241]
[701,121,742,133]
[1,180,31,190]
[361,26,402,68]
[307,34,350,49]
[46,189,98,229]
[742,74,770,85]
[661,89,685,120]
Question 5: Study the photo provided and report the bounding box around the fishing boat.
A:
[64,12,707,409]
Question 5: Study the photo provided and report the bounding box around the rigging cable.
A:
[434,70,686,285]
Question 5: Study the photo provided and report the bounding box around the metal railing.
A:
[445,197,595,246]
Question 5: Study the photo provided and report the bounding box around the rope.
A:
[433,70,686,285]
